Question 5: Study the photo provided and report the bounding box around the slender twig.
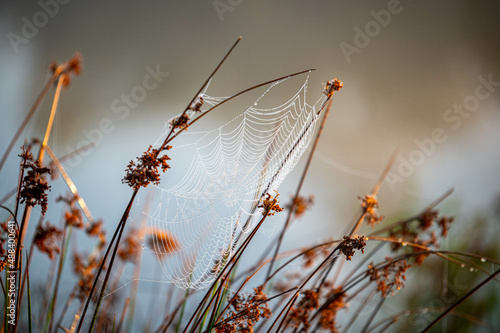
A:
[421,266,500,333]
[165,69,315,145]
[45,144,94,222]
[77,37,244,332]
[115,297,130,333]
[14,75,65,331]
[0,72,56,172]
[87,191,138,332]
[265,99,333,283]
[186,211,272,333]
[361,297,386,333]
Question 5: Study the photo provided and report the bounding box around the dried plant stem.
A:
[78,37,244,333]
[13,75,65,332]
[115,297,130,333]
[86,190,138,333]
[165,69,315,145]
[184,209,275,333]
[45,224,72,333]
[361,297,386,333]
[265,99,333,283]
[158,36,242,152]
[45,145,94,222]
[314,150,398,294]
[0,72,56,172]
[421,266,500,333]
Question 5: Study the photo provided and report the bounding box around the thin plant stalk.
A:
[265,98,333,283]
[421,266,500,333]
[185,210,274,333]
[88,190,138,333]
[361,297,386,333]
[77,36,243,332]
[115,297,130,333]
[13,75,65,332]
[0,72,57,172]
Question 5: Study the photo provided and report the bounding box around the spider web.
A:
[144,76,327,289]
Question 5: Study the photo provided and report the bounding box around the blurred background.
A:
[1,0,500,331]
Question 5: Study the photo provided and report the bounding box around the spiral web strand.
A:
[145,76,327,289]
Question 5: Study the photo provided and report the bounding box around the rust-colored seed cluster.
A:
[147,229,181,259]
[258,191,284,217]
[318,287,346,332]
[289,289,319,330]
[72,252,104,301]
[289,194,314,218]
[122,145,172,190]
[189,95,204,112]
[359,194,384,227]
[34,221,63,260]
[86,219,106,250]
[216,285,271,332]
[323,78,343,98]
[50,52,82,88]
[338,235,366,261]
[169,114,191,132]
[19,146,51,215]
[368,257,411,297]
[118,229,142,263]
[57,194,84,229]
[389,208,454,264]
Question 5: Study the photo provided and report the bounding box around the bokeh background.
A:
[1,0,500,331]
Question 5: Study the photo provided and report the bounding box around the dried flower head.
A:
[169,113,190,132]
[34,221,62,260]
[288,194,314,218]
[318,286,346,332]
[324,78,343,98]
[86,219,107,250]
[118,229,142,263]
[258,191,284,217]
[289,289,319,330]
[338,235,366,261]
[217,285,271,332]
[368,257,411,297]
[50,52,82,87]
[57,194,84,228]
[388,209,454,264]
[72,252,104,300]
[122,145,172,190]
[359,194,384,227]
[189,95,204,112]
[147,229,181,259]
[19,146,51,214]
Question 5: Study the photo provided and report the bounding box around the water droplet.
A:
[469,267,474,272]
[460,264,465,268]
[481,258,486,262]
[254,102,258,106]
[402,242,407,247]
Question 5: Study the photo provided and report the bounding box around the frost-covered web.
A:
[145,76,327,289]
